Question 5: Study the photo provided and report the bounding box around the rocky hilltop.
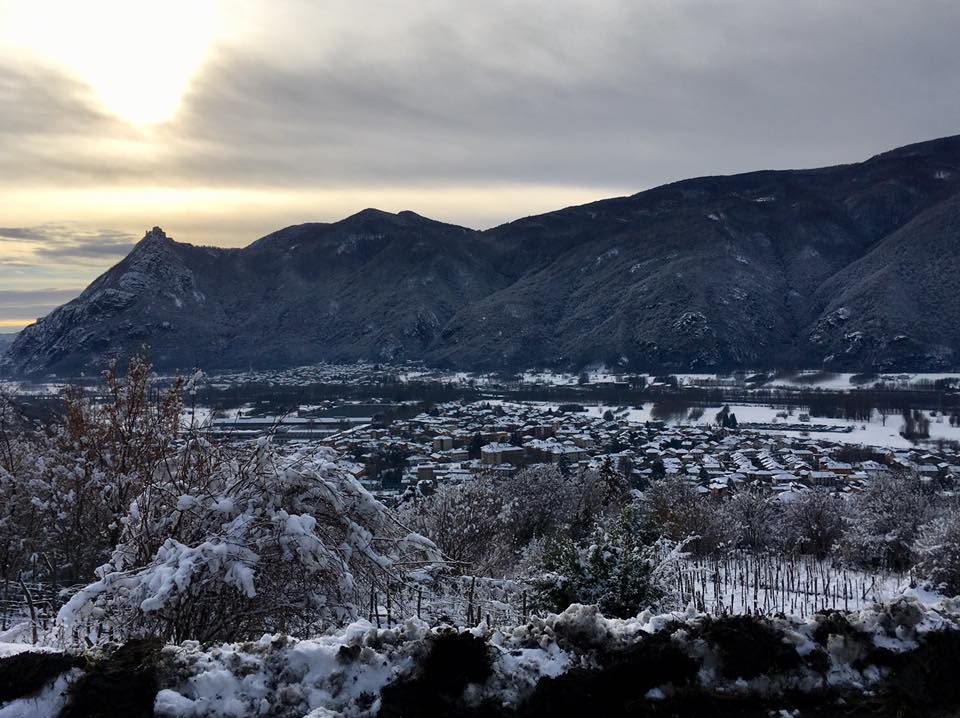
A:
[4,135,960,376]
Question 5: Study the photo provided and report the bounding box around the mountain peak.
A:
[341,208,395,223]
[131,227,178,255]
[125,226,185,273]
[140,226,173,244]
[337,208,446,227]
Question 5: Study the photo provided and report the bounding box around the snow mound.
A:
[155,595,960,717]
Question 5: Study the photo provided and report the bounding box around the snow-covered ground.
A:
[119,594,960,716]
[147,590,960,716]
[0,642,56,658]
[0,669,81,718]
[537,400,960,449]
[676,403,959,449]
[508,369,959,390]
[0,380,66,396]
[764,371,960,390]
[3,589,956,717]
[675,554,907,617]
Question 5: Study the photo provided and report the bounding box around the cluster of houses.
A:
[312,401,960,504]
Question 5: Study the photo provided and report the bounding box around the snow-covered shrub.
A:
[398,473,508,575]
[779,488,847,559]
[638,477,734,556]
[0,358,188,586]
[400,463,629,577]
[841,473,932,571]
[916,507,960,596]
[29,358,446,644]
[722,489,783,552]
[57,437,445,642]
[525,506,683,618]
[0,390,47,586]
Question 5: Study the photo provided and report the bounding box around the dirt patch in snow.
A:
[517,631,697,717]
[379,631,493,717]
[693,615,802,680]
[0,650,85,703]
[60,638,161,718]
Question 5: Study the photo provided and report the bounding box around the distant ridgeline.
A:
[4,134,960,377]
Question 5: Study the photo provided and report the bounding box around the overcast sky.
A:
[1,0,959,328]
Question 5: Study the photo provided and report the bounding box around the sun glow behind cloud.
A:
[1,0,218,125]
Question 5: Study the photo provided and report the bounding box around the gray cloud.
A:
[0,292,82,324]
[0,305,52,324]
[0,1,957,209]
[0,288,83,307]
[176,0,960,190]
[0,227,48,240]
[0,224,137,261]
[0,224,135,325]
[0,289,84,324]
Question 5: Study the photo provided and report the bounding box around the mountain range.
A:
[4,134,960,377]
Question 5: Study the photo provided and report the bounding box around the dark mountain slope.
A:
[436,137,960,370]
[4,212,507,376]
[808,191,960,369]
[4,134,960,376]
[4,230,238,375]
[0,334,16,356]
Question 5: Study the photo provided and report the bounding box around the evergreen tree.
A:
[529,506,666,618]
[650,458,666,480]
[468,433,484,460]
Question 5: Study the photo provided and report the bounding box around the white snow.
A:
[0,668,83,718]
[152,596,960,717]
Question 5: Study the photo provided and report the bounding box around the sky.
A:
[1,0,959,330]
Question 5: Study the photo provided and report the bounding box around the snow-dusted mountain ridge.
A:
[5,134,960,376]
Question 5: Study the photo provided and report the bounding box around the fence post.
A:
[467,577,476,625]
[18,573,37,645]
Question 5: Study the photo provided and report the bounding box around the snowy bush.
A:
[841,473,932,572]
[56,437,445,642]
[525,506,684,618]
[0,391,47,587]
[916,507,960,596]
[779,488,847,559]
[400,463,630,577]
[722,489,782,552]
[0,358,188,587]
[638,477,734,556]
[0,357,444,644]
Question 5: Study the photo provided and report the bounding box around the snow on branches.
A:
[58,438,444,643]
[38,357,445,644]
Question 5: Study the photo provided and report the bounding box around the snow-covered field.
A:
[541,400,960,449]
[509,369,960,391]
[681,403,960,449]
